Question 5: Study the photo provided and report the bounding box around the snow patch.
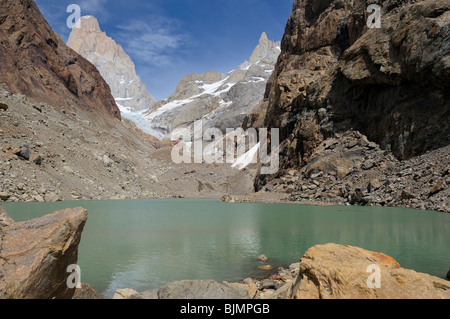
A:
[249,77,265,83]
[231,142,260,170]
[195,77,230,97]
[116,103,133,114]
[219,100,233,108]
[145,98,193,120]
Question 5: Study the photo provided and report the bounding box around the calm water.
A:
[3,199,450,298]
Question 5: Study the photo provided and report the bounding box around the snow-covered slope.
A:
[140,32,281,140]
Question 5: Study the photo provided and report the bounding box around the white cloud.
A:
[116,16,190,67]
[78,0,108,14]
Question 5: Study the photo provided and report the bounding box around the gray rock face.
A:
[142,33,281,140]
[157,280,250,299]
[67,16,156,113]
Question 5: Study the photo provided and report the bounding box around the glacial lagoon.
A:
[4,199,450,298]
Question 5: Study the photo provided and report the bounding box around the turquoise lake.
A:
[3,199,450,298]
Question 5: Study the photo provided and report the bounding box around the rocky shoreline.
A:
[1,203,449,300]
[112,243,450,300]
[221,131,449,214]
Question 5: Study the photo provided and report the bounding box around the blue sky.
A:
[35,0,293,101]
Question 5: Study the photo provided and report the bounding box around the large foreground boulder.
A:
[0,207,88,299]
[291,243,450,299]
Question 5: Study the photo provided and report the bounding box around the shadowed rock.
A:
[251,0,450,190]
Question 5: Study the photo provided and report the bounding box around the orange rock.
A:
[291,243,450,299]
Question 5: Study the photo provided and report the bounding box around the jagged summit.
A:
[74,15,101,32]
[249,32,279,63]
[260,32,269,42]
[67,16,156,113]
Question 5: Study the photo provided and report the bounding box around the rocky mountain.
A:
[0,0,255,203]
[141,32,281,140]
[255,0,449,168]
[67,16,156,113]
[0,0,120,121]
[246,0,449,211]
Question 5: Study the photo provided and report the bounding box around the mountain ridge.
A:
[140,32,281,140]
[0,0,120,121]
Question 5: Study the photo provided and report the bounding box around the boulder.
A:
[367,179,382,193]
[401,190,415,201]
[291,244,450,299]
[229,279,258,299]
[18,145,30,160]
[258,265,273,271]
[429,181,445,196]
[260,279,279,290]
[138,290,159,299]
[113,288,141,300]
[0,103,8,111]
[30,153,42,165]
[157,280,250,299]
[289,263,300,270]
[72,284,101,299]
[218,194,236,203]
[305,151,364,179]
[265,281,294,300]
[0,207,89,299]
